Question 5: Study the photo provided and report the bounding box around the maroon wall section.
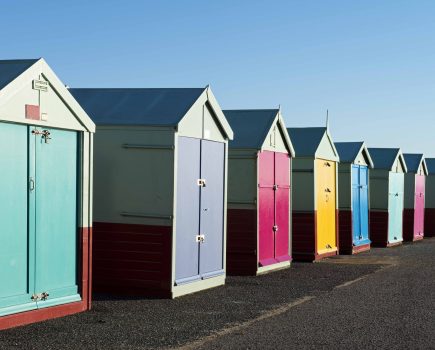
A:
[292,211,316,261]
[403,208,415,242]
[226,209,258,275]
[424,208,435,237]
[370,211,389,247]
[338,210,353,254]
[93,222,172,297]
[0,227,92,331]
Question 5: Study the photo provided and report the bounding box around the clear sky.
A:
[2,1,435,155]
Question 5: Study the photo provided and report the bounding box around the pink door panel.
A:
[258,151,275,266]
[274,152,290,262]
[414,175,425,238]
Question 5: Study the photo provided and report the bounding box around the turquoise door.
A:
[0,123,36,316]
[0,123,79,317]
[388,172,404,243]
[33,127,80,308]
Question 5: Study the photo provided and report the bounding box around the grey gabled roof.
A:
[223,109,278,149]
[403,153,428,175]
[335,141,374,167]
[286,127,326,157]
[70,88,205,126]
[0,59,39,90]
[425,158,435,175]
[368,148,407,172]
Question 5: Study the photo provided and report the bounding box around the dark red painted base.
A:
[424,208,435,237]
[93,222,172,297]
[403,208,417,242]
[338,210,371,255]
[226,208,258,276]
[369,211,389,247]
[0,227,92,331]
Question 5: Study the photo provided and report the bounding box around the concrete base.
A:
[257,260,291,275]
[171,275,225,298]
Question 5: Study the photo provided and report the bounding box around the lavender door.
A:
[414,175,425,238]
[274,153,291,262]
[258,151,275,266]
[175,137,201,285]
[199,140,225,278]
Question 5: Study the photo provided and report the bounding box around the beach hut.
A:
[223,109,295,275]
[368,148,407,247]
[335,142,373,254]
[0,59,94,330]
[424,158,435,237]
[286,127,339,261]
[403,154,428,242]
[71,87,233,298]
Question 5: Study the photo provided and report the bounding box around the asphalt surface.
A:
[1,238,434,350]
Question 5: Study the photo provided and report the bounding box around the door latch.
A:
[273,184,278,190]
[195,234,205,243]
[29,177,35,192]
[197,179,207,187]
[32,129,51,143]
[273,225,278,232]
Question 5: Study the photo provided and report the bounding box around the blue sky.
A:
[2,1,435,155]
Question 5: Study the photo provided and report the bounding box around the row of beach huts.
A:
[0,58,434,330]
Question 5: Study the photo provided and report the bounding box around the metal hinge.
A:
[31,292,50,302]
[197,179,207,187]
[195,234,205,243]
[326,244,332,249]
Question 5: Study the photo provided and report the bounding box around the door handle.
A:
[29,178,35,192]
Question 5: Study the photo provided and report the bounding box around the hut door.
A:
[352,165,369,245]
[274,153,291,262]
[258,151,291,266]
[33,127,80,309]
[175,137,201,284]
[315,159,337,254]
[0,123,36,316]
[199,140,225,278]
[388,173,404,243]
[258,152,275,266]
[414,175,425,238]
[175,137,225,285]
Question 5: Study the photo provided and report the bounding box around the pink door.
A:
[414,175,425,238]
[258,151,275,266]
[274,153,291,262]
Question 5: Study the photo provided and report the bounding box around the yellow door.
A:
[315,159,337,254]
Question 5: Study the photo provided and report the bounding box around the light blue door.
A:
[175,137,201,285]
[33,127,80,308]
[359,166,370,244]
[199,140,225,279]
[0,123,36,316]
[388,172,404,243]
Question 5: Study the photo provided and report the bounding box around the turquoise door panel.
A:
[0,123,36,315]
[351,166,361,243]
[34,128,80,308]
[388,173,404,243]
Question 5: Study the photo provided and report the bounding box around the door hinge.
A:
[197,179,207,187]
[31,292,50,302]
[195,234,205,243]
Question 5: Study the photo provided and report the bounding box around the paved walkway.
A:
[1,238,434,349]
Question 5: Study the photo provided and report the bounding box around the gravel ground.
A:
[1,238,434,350]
